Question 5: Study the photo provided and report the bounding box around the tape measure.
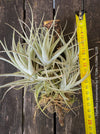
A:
[76,11,96,134]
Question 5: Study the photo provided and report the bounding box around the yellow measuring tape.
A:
[76,12,96,134]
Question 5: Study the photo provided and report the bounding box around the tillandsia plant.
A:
[0,6,86,126]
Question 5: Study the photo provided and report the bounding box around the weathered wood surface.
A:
[23,1,54,134]
[85,1,100,133]
[0,0,100,134]
[0,0,23,134]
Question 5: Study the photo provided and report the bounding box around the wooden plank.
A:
[23,1,54,134]
[55,0,81,34]
[86,2,100,134]
[0,0,23,133]
[55,0,100,134]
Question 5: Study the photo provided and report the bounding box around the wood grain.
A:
[0,0,23,134]
[83,1,100,133]
[23,1,54,134]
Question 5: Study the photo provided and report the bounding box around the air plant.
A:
[0,6,86,126]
